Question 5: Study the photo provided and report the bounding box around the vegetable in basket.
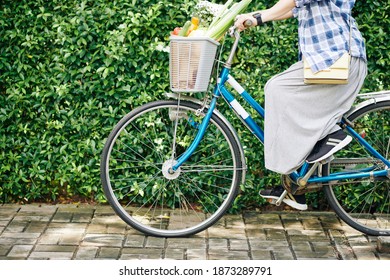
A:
[172,0,252,40]
[206,0,252,40]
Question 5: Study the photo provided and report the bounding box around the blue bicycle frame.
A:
[172,31,390,186]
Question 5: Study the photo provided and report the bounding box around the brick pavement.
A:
[0,204,390,260]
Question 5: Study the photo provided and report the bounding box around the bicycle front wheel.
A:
[100,100,244,237]
[324,100,390,235]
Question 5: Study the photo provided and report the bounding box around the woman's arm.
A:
[235,0,296,30]
[261,0,296,22]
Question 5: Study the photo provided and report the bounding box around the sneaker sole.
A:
[306,135,352,164]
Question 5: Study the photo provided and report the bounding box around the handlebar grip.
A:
[244,19,253,27]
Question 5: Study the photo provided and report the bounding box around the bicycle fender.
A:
[346,90,390,118]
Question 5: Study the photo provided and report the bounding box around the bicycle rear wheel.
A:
[323,100,390,235]
[100,100,244,237]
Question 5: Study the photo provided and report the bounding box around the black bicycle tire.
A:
[323,100,390,236]
[100,100,243,237]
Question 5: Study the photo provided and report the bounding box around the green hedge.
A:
[0,0,389,208]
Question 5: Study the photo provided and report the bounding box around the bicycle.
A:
[100,25,390,238]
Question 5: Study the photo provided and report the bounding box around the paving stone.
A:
[243,211,260,223]
[38,233,62,245]
[264,228,287,240]
[208,238,228,249]
[74,246,99,260]
[107,224,127,234]
[82,234,124,247]
[166,238,206,249]
[46,222,88,234]
[251,250,273,260]
[28,251,74,260]
[86,224,107,234]
[208,249,249,260]
[320,216,344,231]
[207,226,246,239]
[249,240,289,250]
[3,221,28,233]
[72,212,94,223]
[91,215,125,226]
[255,214,284,230]
[229,239,249,251]
[186,248,207,260]
[290,241,312,252]
[295,250,338,260]
[13,214,52,222]
[145,237,166,248]
[246,228,267,240]
[377,236,390,253]
[0,205,21,212]
[353,247,378,260]
[94,205,117,215]
[56,205,82,212]
[7,245,34,259]
[59,233,84,245]
[14,205,56,222]
[19,204,56,211]
[0,236,37,245]
[280,214,305,229]
[1,232,41,239]
[378,253,390,260]
[97,247,121,259]
[24,221,49,233]
[120,248,163,259]
[0,218,8,226]
[225,215,246,228]
[347,235,370,245]
[34,245,77,253]
[124,235,145,248]
[52,212,73,223]
[333,241,356,260]
[288,229,328,241]
[0,216,15,227]
[0,245,11,256]
[164,248,185,260]
[310,241,334,253]
[301,217,323,230]
[273,250,295,260]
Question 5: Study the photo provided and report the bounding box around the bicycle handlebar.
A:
[228,19,254,35]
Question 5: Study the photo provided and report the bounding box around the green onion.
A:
[206,0,252,40]
[208,0,233,30]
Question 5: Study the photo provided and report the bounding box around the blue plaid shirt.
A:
[293,0,366,73]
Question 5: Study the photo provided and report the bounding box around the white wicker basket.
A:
[169,36,219,92]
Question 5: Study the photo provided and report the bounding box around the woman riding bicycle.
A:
[235,0,367,210]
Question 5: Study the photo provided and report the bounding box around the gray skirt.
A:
[264,57,367,174]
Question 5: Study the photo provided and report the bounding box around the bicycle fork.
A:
[170,97,218,172]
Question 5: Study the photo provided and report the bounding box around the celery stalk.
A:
[206,0,252,40]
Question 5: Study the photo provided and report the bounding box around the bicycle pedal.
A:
[320,155,335,164]
[267,198,278,205]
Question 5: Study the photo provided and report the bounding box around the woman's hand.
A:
[234,13,257,31]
